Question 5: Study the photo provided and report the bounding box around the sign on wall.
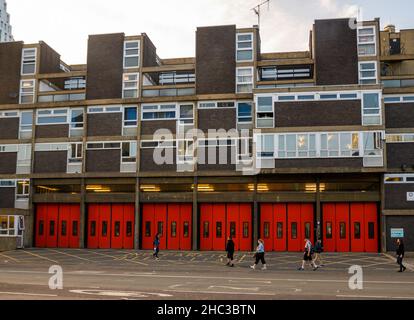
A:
[408,192,414,201]
[391,228,404,238]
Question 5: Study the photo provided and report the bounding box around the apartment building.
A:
[0,17,413,252]
[0,0,13,42]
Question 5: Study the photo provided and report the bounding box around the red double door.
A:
[322,203,378,252]
[142,204,192,251]
[35,204,80,248]
[200,203,252,251]
[260,203,314,252]
[87,204,135,249]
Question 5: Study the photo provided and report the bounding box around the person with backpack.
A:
[313,239,324,267]
[153,233,160,260]
[298,238,318,271]
[225,236,235,267]
[396,238,407,272]
[250,239,267,270]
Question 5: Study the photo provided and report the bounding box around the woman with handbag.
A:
[250,239,266,270]
[396,238,406,272]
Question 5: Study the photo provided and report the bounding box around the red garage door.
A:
[260,203,314,252]
[87,204,135,249]
[322,203,378,252]
[35,204,80,248]
[200,203,252,251]
[142,203,192,251]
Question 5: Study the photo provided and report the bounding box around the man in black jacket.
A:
[226,236,235,267]
[396,238,407,272]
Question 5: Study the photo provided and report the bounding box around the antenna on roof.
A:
[252,0,271,29]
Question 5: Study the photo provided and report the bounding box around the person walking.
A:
[250,239,267,270]
[153,233,160,260]
[298,238,318,271]
[313,239,324,267]
[396,238,407,272]
[225,236,235,267]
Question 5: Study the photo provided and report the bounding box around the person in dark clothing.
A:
[313,239,324,267]
[153,233,160,260]
[226,236,235,267]
[396,238,406,272]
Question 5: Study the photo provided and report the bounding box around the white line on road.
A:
[162,289,276,296]
[208,286,259,291]
[337,294,414,300]
[0,291,57,297]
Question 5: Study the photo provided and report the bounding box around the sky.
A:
[7,0,414,65]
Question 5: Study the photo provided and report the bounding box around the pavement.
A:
[0,249,413,300]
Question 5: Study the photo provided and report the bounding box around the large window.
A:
[257,135,274,158]
[70,108,84,130]
[359,62,377,85]
[237,102,252,123]
[20,111,33,132]
[123,41,140,68]
[256,96,273,128]
[124,106,137,127]
[69,143,83,163]
[21,48,37,75]
[37,109,68,125]
[122,142,137,163]
[236,67,253,93]
[122,73,139,98]
[19,80,35,104]
[236,33,253,62]
[358,26,376,56]
[362,92,381,125]
[142,104,176,120]
[278,134,316,158]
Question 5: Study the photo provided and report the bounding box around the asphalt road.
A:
[0,249,413,300]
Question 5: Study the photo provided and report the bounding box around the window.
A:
[72,221,79,237]
[359,62,377,85]
[259,65,312,81]
[122,142,137,163]
[114,221,120,237]
[123,41,140,68]
[49,221,55,236]
[90,221,96,237]
[19,80,35,104]
[354,222,361,239]
[340,222,346,239]
[203,222,209,238]
[69,143,83,163]
[230,222,236,238]
[86,142,121,150]
[358,26,376,56]
[263,222,270,238]
[257,135,274,158]
[20,111,33,132]
[291,222,297,239]
[183,222,189,238]
[236,67,253,93]
[277,222,283,239]
[386,134,414,143]
[339,133,359,157]
[362,92,381,125]
[243,222,249,238]
[124,107,137,127]
[157,222,164,236]
[368,222,375,239]
[278,134,316,158]
[142,104,176,120]
[37,109,68,125]
[102,221,108,237]
[237,102,252,123]
[87,105,122,113]
[61,221,67,236]
[21,48,37,75]
[216,222,222,238]
[126,221,132,237]
[122,73,139,98]
[0,111,18,118]
[256,96,273,128]
[236,33,253,62]
[171,222,177,238]
[326,222,333,239]
[16,180,30,200]
[304,222,311,239]
[70,108,84,129]
[145,222,151,237]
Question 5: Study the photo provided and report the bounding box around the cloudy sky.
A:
[7,0,414,65]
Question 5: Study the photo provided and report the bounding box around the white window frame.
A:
[0,180,16,187]
[36,108,68,125]
[359,61,378,85]
[236,32,253,62]
[0,110,18,118]
[384,174,414,184]
[19,110,33,133]
[140,140,176,149]
[121,141,137,163]
[123,40,140,69]
[361,91,382,126]
[70,108,84,130]
[68,143,83,163]
[236,67,254,93]
[197,101,236,109]
[255,95,274,129]
[237,101,253,124]
[87,105,122,114]
[386,134,414,143]
[357,26,377,57]
[384,95,414,104]
[21,47,37,75]
[122,73,140,98]
[0,144,18,153]
[19,79,35,104]
[86,142,122,150]
[15,180,30,201]
[123,106,138,127]
[141,103,177,121]
[34,143,69,152]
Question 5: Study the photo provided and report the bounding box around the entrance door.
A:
[260,204,274,251]
[111,204,124,249]
[35,205,47,248]
[287,204,301,252]
[322,203,336,252]
[46,204,59,248]
[179,204,192,250]
[212,204,226,251]
[123,204,135,249]
[227,204,239,251]
[68,205,80,248]
[167,204,180,250]
[364,203,378,253]
[350,203,365,252]
[142,204,155,250]
[154,204,167,250]
[58,205,70,248]
[200,204,213,250]
[274,204,287,252]
[239,204,252,251]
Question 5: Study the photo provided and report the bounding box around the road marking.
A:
[384,253,414,271]
[239,254,246,262]
[47,249,94,262]
[0,252,20,263]
[163,289,276,296]
[86,250,148,266]
[70,289,172,298]
[0,291,57,297]
[337,294,414,300]
[21,250,59,264]
[209,285,259,291]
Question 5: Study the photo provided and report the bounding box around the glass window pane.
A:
[291,222,297,239]
[326,222,332,239]
[145,222,151,237]
[340,222,346,239]
[277,222,283,239]
[354,222,361,239]
[216,222,222,238]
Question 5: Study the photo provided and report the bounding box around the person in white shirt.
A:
[298,238,318,271]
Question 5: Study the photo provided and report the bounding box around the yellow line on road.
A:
[21,250,59,264]
[0,252,20,263]
[384,253,414,271]
[87,250,148,266]
[47,249,94,262]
